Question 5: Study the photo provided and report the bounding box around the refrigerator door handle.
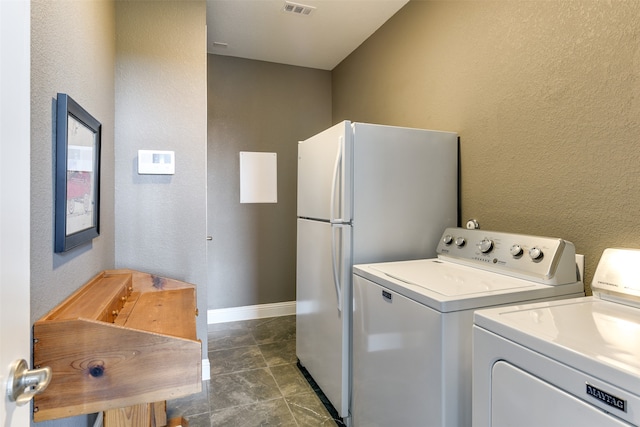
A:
[331,224,343,314]
[330,136,344,224]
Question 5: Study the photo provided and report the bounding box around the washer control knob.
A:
[510,244,524,257]
[529,247,544,260]
[443,234,453,245]
[455,237,466,247]
[478,238,493,253]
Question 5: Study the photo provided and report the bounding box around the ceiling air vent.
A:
[283,1,316,16]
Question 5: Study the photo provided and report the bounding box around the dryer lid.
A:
[475,297,640,393]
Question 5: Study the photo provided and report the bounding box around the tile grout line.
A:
[208,323,268,422]
[253,319,302,426]
[190,316,331,425]
[265,362,302,426]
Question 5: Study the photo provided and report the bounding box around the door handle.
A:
[6,359,52,406]
[330,137,344,224]
[331,224,344,314]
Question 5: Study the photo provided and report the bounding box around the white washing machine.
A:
[352,227,585,427]
[473,248,640,427]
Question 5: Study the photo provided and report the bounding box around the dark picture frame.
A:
[54,93,101,253]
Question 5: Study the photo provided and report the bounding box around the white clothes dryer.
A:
[352,227,584,427]
[473,248,640,427]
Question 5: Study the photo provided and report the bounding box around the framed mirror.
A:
[54,93,101,253]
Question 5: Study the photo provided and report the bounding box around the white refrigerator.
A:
[296,121,459,424]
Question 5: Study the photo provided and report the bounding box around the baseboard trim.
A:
[207,301,296,324]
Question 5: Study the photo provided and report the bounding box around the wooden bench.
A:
[33,269,202,427]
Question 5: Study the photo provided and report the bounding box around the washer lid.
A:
[354,259,583,312]
[475,296,640,392]
[369,260,538,296]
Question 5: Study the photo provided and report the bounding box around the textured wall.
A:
[207,55,331,309]
[115,1,208,355]
[30,1,115,426]
[333,0,640,291]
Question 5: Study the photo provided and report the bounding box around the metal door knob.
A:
[6,359,52,406]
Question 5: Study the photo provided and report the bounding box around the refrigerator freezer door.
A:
[350,123,458,263]
[296,218,351,417]
[297,121,352,222]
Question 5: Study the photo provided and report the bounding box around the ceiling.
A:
[206,0,409,70]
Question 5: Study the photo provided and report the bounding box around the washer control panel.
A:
[436,227,578,285]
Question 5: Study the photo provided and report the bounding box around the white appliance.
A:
[296,121,459,423]
[352,227,585,427]
[473,248,640,427]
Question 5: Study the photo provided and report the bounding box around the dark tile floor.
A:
[167,315,340,426]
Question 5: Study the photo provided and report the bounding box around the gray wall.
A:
[333,0,640,291]
[31,0,116,322]
[31,1,115,426]
[115,1,208,355]
[207,54,331,310]
[30,1,207,425]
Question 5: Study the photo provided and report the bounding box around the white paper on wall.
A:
[239,151,277,203]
